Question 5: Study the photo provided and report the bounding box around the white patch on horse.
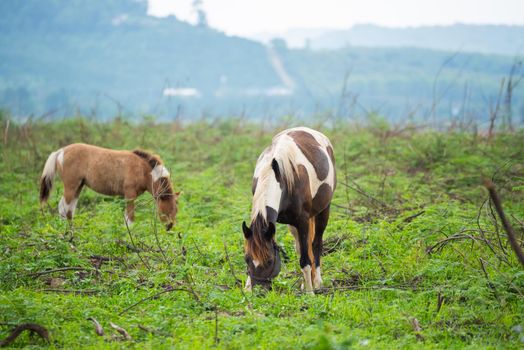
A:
[124,213,133,227]
[151,165,170,182]
[281,135,324,197]
[251,165,282,222]
[314,266,323,289]
[245,276,252,291]
[58,196,78,219]
[301,265,314,294]
[57,149,64,167]
[265,128,335,198]
[253,259,261,268]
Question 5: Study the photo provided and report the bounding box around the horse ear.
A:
[175,191,182,197]
[265,222,276,240]
[271,159,281,182]
[242,221,252,239]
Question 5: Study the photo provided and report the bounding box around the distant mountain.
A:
[260,24,524,56]
[0,0,282,118]
[0,1,522,122]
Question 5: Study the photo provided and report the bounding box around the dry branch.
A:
[119,287,199,316]
[86,317,104,336]
[339,180,393,211]
[28,267,91,277]
[483,179,524,267]
[41,289,98,295]
[109,322,132,341]
[402,210,425,223]
[410,318,424,341]
[426,232,493,255]
[0,323,49,347]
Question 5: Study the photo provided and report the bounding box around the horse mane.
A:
[153,177,174,200]
[250,135,299,223]
[273,134,300,191]
[133,149,163,170]
[245,214,271,263]
[133,149,173,201]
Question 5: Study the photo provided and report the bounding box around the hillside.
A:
[278,46,524,124]
[271,24,524,55]
[0,1,523,122]
[0,0,282,118]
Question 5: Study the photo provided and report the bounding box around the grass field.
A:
[0,116,523,349]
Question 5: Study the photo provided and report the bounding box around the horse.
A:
[242,127,336,293]
[39,143,179,230]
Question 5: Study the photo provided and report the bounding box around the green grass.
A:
[0,117,523,349]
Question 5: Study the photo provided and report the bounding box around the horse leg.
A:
[297,219,315,294]
[288,225,300,254]
[245,276,252,292]
[313,205,330,289]
[124,190,137,227]
[59,178,83,220]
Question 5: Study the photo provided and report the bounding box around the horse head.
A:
[242,220,282,290]
[153,176,180,230]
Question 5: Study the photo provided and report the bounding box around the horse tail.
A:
[40,148,63,203]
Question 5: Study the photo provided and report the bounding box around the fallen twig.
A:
[119,287,199,316]
[110,322,132,341]
[410,318,424,341]
[322,236,346,256]
[314,284,434,294]
[28,267,91,277]
[426,231,494,254]
[339,180,394,211]
[0,323,50,347]
[86,317,104,336]
[402,210,425,223]
[137,324,154,334]
[41,289,98,295]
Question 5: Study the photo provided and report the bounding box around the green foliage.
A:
[0,118,523,348]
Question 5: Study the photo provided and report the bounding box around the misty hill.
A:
[299,24,524,56]
[0,0,282,118]
[0,1,522,123]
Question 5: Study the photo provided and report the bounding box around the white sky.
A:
[147,0,524,36]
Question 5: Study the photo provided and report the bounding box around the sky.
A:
[147,0,524,37]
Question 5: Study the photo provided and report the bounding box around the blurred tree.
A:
[192,0,208,28]
[270,38,288,51]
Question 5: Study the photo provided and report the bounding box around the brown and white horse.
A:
[242,127,336,293]
[39,143,179,230]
